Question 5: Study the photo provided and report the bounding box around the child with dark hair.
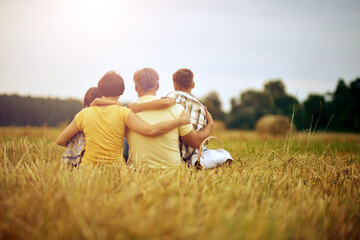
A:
[61,87,103,167]
[83,87,102,108]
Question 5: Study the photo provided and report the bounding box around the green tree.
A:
[264,80,286,98]
[0,94,82,126]
[226,90,275,129]
[201,91,225,120]
[327,78,360,132]
[264,79,299,117]
[226,79,300,129]
[300,94,328,131]
[274,95,299,117]
[349,78,360,131]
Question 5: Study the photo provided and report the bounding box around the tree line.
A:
[1,77,359,132]
[201,77,360,132]
[0,95,82,126]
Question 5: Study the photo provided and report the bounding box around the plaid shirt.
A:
[62,132,85,167]
[166,91,207,163]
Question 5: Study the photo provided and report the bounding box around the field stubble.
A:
[0,126,359,240]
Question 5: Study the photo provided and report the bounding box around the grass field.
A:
[0,126,359,240]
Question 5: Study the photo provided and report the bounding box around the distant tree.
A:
[350,77,360,91]
[274,95,299,117]
[226,90,275,129]
[0,94,82,126]
[200,91,225,120]
[349,78,360,131]
[264,79,299,117]
[226,79,300,129]
[226,105,257,129]
[240,90,275,114]
[264,80,286,98]
[326,78,360,132]
[295,94,328,131]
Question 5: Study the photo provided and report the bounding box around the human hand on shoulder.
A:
[204,107,214,127]
[161,97,176,106]
[90,98,102,107]
[179,110,191,125]
[127,103,141,113]
[90,98,121,107]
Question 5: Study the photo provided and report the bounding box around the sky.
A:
[0,0,359,112]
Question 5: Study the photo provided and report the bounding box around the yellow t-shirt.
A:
[126,95,193,168]
[75,105,131,165]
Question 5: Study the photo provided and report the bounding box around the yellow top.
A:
[75,105,131,165]
[126,95,193,168]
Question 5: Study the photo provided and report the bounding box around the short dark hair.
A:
[98,71,125,97]
[83,87,101,108]
[172,68,194,90]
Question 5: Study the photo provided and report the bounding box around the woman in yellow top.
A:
[56,71,190,166]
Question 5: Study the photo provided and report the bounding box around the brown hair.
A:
[83,87,101,108]
[133,68,159,92]
[172,68,194,90]
[98,71,125,97]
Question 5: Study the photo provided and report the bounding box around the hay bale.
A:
[255,115,294,137]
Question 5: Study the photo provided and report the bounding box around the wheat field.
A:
[0,126,359,240]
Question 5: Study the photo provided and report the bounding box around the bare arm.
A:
[56,120,80,146]
[90,98,122,107]
[126,110,190,136]
[181,107,214,148]
[127,97,175,113]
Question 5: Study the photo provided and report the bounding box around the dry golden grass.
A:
[0,127,359,240]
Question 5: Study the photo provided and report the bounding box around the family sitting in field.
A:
[56,68,233,169]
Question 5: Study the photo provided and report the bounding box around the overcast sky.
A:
[0,0,359,111]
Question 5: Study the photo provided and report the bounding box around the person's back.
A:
[62,87,101,167]
[126,68,192,168]
[127,96,191,168]
[169,68,232,168]
[166,90,207,161]
[76,105,129,165]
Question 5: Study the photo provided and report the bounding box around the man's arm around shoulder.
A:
[181,107,214,149]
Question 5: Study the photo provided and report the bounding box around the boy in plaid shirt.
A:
[129,68,232,168]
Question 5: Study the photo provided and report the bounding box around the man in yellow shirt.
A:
[126,68,214,168]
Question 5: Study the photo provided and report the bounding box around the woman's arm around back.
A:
[56,120,80,146]
[126,110,190,136]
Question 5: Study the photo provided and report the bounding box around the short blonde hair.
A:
[133,68,159,91]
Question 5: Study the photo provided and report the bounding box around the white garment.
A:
[190,148,233,169]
